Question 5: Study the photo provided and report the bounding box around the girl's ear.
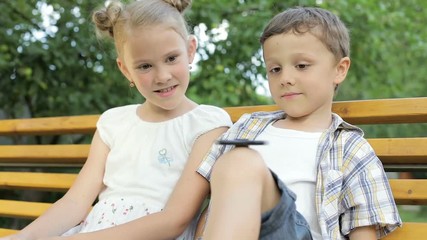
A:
[187,35,198,64]
[116,58,133,84]
[334,56,351,85]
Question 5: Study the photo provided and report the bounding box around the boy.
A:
[196,7,402,240]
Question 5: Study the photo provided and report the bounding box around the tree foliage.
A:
[1,0,426,137]
[0,0,140,120]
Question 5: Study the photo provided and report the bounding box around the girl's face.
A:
[117,24,196,116]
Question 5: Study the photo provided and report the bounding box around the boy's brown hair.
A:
[260,7,350,62]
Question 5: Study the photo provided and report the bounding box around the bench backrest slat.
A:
[0,200,51,219]
[1,98,426,137]
[0,172,76,192]
[224,98,427,124]
[389,179,427,205]
[0,145,89,164]
[1,172,426,205]
[369,138,427,164]
[0,115,99,136]
[1,138,426,166]
[332,97,427,124]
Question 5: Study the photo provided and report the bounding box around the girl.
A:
[1,0,231,239]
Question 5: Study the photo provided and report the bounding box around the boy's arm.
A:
[340,136,401,238]
[43,126,228,240]
[349,226,377,240]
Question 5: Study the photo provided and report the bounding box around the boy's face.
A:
[263,31,349,125]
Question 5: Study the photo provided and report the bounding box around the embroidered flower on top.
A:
[158,148,173,166]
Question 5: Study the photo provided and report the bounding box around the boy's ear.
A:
[116,58,133,84]
[334,57,351,85]
[187,35,198,64]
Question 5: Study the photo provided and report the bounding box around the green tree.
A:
[328,0,427,100]
[1,0,426,135]
[0,0,139,121]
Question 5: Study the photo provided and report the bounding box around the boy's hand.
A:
[349,225,376,240]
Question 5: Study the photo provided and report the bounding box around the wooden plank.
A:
[0,172,76,192]
[223,97,427,124]
[223,105,280,123]
[0,223,424,238]
[0,145,89,164]
[332,97,427,124]
[369,138,427,164]
[0,98,425,137]
[384,222,427,240]
[0,115,99,136]
[1,138,426,166]
[1,173,424,205]
[0,228,18,237]
[0,200,51,219]
[389,179,427,205]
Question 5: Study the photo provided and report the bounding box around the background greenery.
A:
[1,0,426,117]
[0,0,426,226]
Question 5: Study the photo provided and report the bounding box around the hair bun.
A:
[92,1,123,38]
[164,0,192,13]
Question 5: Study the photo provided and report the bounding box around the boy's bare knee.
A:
[211,147,268,182]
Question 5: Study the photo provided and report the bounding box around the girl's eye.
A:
[296,64,309,69]
[166,55,177,63]
[138,64,152,70]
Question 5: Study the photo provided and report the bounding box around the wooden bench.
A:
[1,97,426,239]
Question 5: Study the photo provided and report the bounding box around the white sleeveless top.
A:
[63,104,232,238]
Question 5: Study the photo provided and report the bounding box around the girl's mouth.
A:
[154,85,178,97]
[155,85,177,93]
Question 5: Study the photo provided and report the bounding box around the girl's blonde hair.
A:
[92,0,192,58]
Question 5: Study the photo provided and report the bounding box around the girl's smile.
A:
[154,85,178,97]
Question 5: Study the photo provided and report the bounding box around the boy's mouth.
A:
[282,92,300,97]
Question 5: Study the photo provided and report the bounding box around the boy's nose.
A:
[280,71,295,86]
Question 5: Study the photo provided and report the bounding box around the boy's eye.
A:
[269,67,281,73]
[295,64,309,69]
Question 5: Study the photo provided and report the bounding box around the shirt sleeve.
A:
[182,105,232,149]
[96,108,115,148]
[197,113,252,181]
[339,137,402,238]
[96,105,135,149]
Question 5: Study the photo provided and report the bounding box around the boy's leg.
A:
[259,171,312,240]
[201,147,281,240]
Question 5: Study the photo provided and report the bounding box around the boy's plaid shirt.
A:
[197,111,402,239]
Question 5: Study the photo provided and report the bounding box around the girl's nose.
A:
[155,67,172,84]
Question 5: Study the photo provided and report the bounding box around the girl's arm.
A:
[11,131,108,240]
[44,126,228,240]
